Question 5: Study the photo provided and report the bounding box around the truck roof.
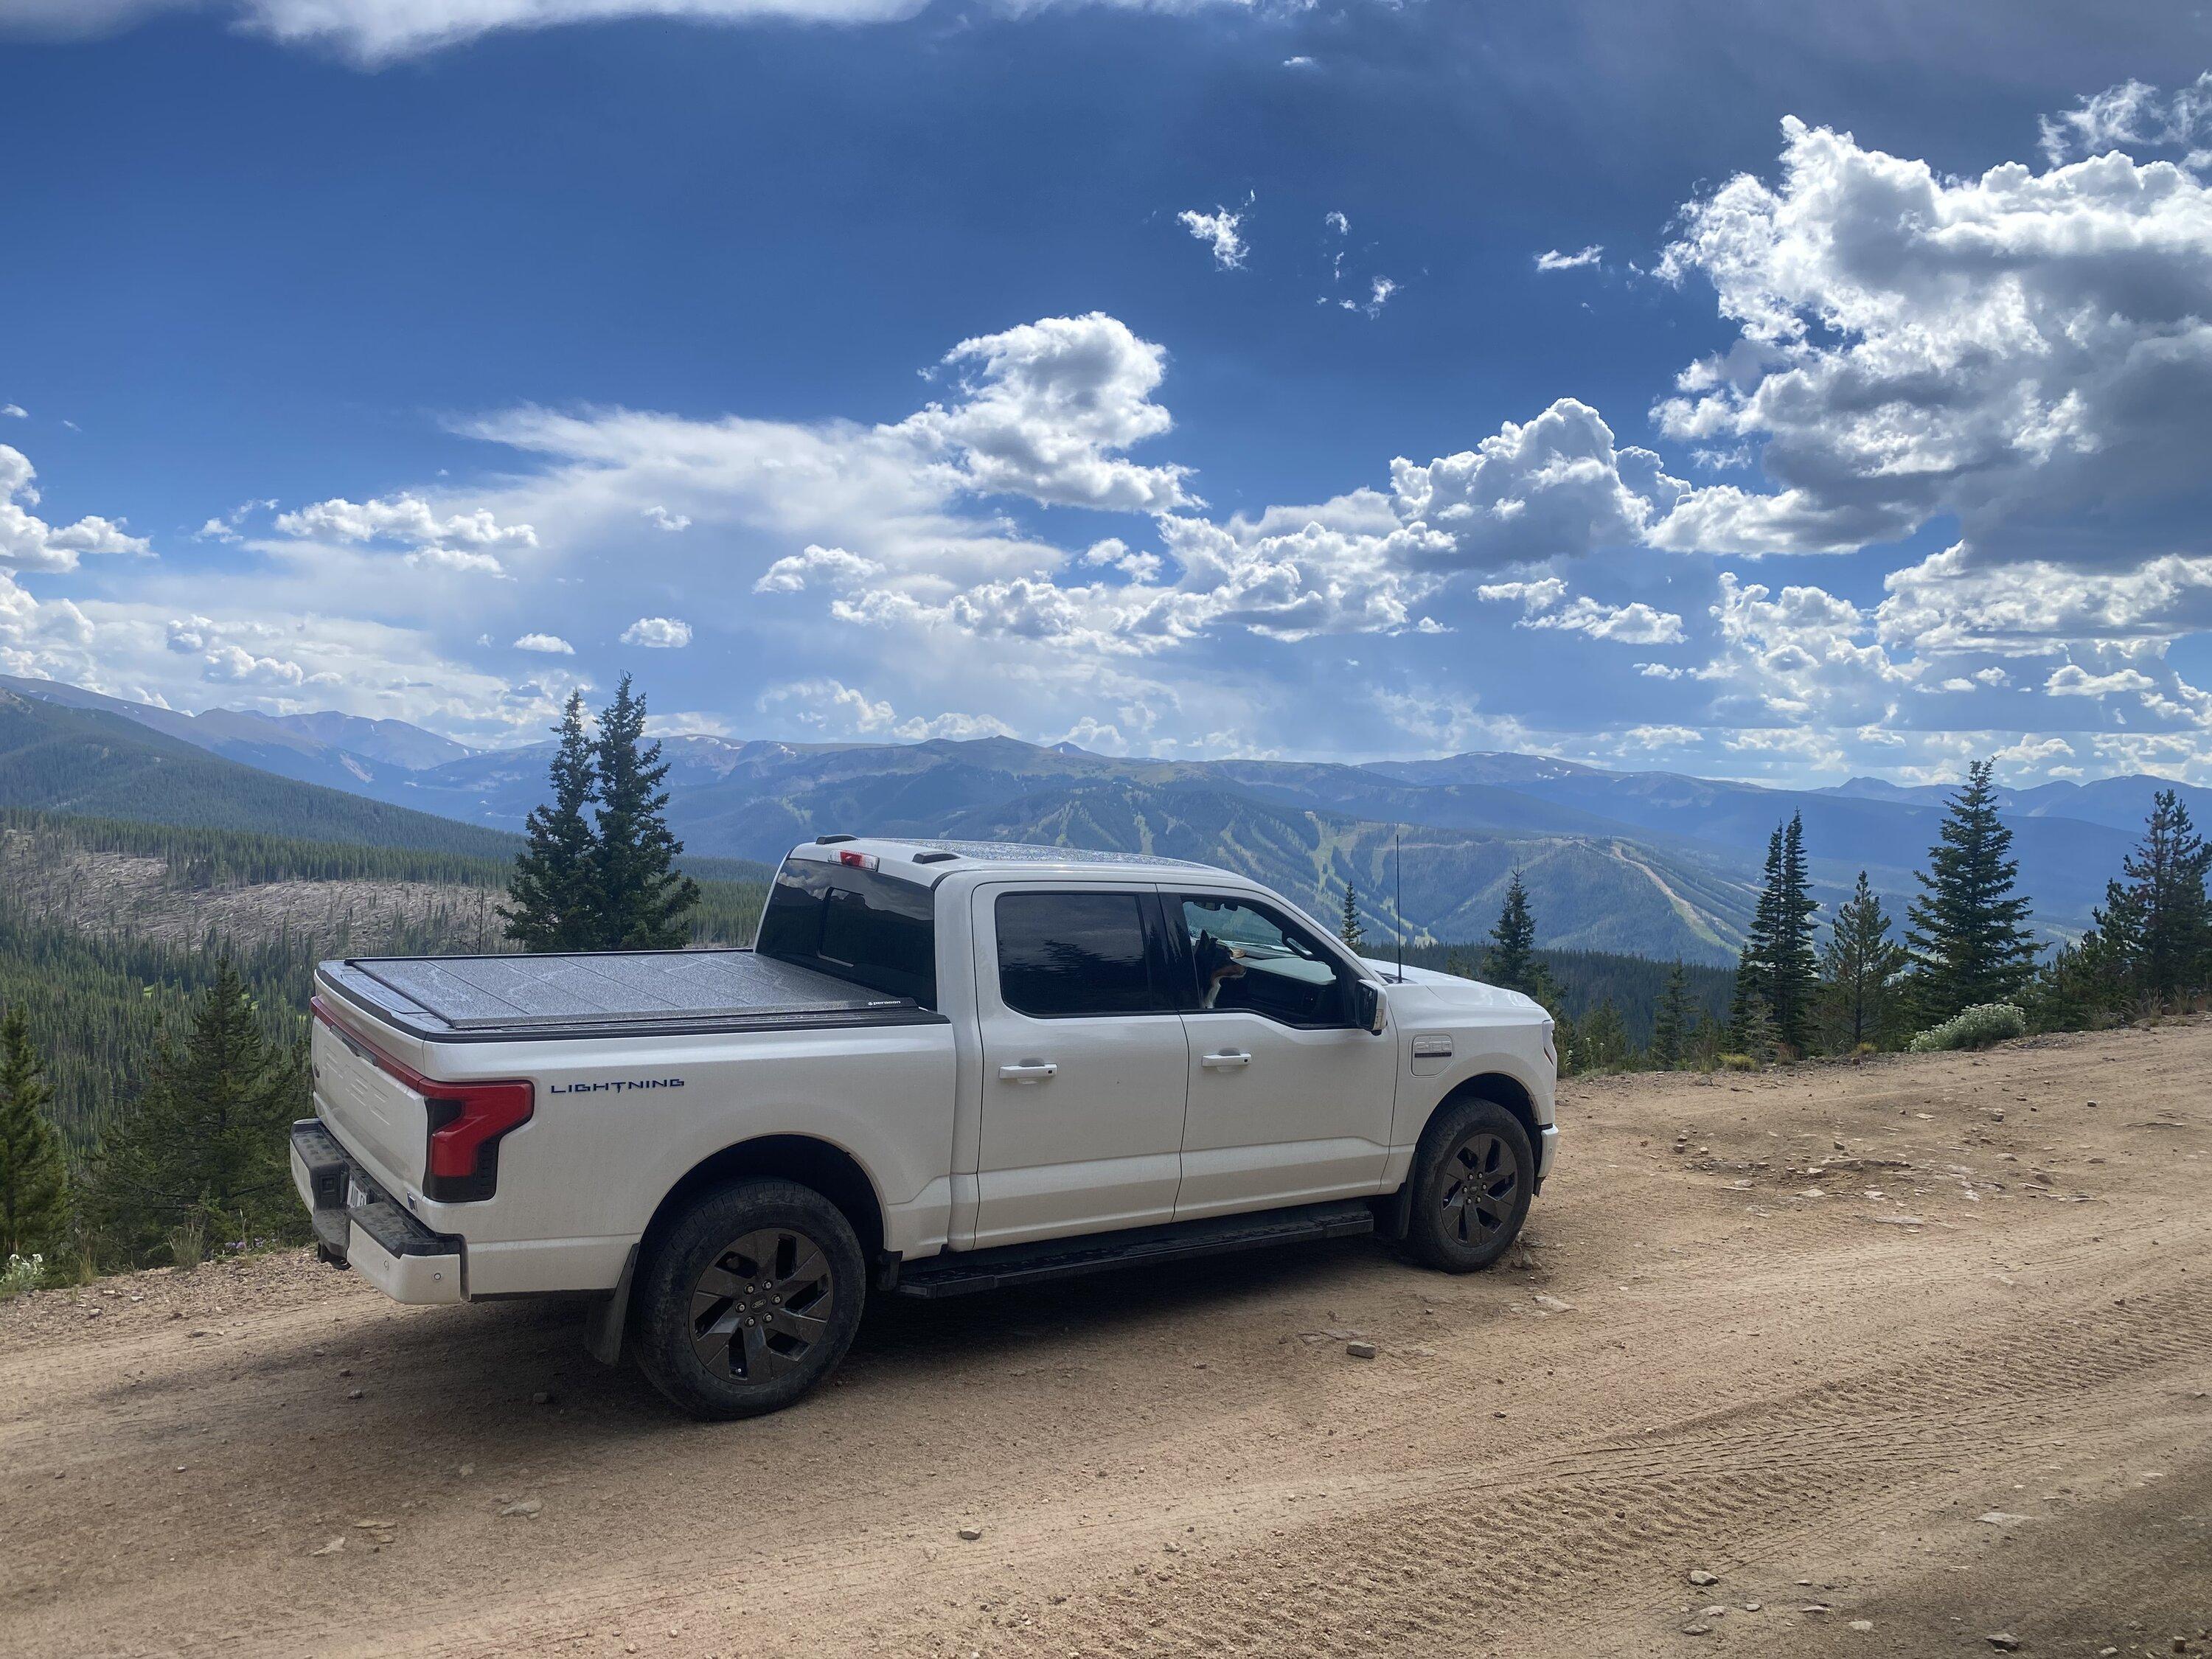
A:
[790,837,1225,883]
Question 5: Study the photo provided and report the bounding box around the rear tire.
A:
[632,1178,865,1420]
[1403,1097,1534,1273]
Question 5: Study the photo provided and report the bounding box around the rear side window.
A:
[757,860,937,1005]
[995,891,1166,1018]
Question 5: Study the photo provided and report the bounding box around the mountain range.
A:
[5,672,2199,966]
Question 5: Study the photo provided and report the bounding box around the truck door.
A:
[970,883,1191,1247]
[1165,888,1397,1220]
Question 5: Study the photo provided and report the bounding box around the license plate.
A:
[347,1179,369,1210]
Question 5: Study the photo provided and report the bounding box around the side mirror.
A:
[1352,980,1388,1035]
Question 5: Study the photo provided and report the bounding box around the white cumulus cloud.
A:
[622,616,692,648]
[0,445,152,574]
[897,313,1194,512]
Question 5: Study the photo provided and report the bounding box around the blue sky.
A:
[3,1,2210,785]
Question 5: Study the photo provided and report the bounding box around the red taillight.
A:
[838,848,878,871]
[425,1079,535,1181]
[313,997,534,1203]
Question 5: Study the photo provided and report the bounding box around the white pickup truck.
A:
[295,838,1558,1418]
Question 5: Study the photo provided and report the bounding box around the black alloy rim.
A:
[689,1228,836,1384]
[1440,1131,1520,1245]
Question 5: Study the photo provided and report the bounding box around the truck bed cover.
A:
[316,949,945,1042]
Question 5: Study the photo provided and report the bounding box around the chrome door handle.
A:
[1201,1051,1252,1070]
[998,1062,1058,1082]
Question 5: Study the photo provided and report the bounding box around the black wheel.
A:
[632,1178,865,1420]
[1403,1098,1534,1272]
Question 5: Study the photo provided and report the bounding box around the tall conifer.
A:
[1770,813,1820,1053]
[86,963,305,1262]
[1649,961,1692,1069]
[1906,760,2039,1020]
[501,692,602,951]
[2118,788,2212,1003]
[0,1006,70,1259]
[1729,824,1784,1051]
[1817,872,1907,1051]
[1481,871,1560,1009]
[591,675,700,950]
[1340,886,1366,950]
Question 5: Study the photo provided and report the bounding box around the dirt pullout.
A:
[3,1023,2208,1658]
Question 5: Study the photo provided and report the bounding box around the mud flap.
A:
[584,1245,637,1367]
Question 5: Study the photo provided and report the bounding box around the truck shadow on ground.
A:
[162,1235,1422,1441]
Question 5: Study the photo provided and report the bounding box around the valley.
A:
[8,673,2198,963]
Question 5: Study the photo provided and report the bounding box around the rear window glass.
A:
[757,859,937,1005]
[995,891,1166,1018]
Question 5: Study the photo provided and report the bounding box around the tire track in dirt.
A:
[943,1259,2212,1658]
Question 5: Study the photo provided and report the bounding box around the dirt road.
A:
[5,1023,2209,1658]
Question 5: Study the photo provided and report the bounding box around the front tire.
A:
[1403,1098,1534,1273]
[632,1178,865,1420]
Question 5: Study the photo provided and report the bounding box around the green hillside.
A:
[936,779,1753,964]
[0,810,771,1144]
[0,689,524,858]
[1394,942,1736,1047]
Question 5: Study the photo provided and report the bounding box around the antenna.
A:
[1394,826,1404,981]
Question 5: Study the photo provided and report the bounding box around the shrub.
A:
[167,1215,206,1272]
[1,1253,43,1298]
[1717,1052,1758,1072]
[1907,1003,2027,1054]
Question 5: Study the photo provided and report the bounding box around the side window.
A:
[1178,894,1353,1028]
[995,891,1167,1019]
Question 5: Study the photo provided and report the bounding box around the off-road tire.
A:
[1403,1097,1535,1273]
[633,1178,866,1420]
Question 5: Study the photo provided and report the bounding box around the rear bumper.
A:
[291,1119,465,1305]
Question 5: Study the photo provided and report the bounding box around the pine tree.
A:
[1906,760,2039,1021]
[1649,961,1692,1070]
[1729,824,1783,1051]
[2118,788,2212,1004]
[1817,872,1907,1052]
[591,675,700,950]
[0,1005,71,1259]
[1577,999,1632,1071]
[1340,886,1366,951]
[86,962,307,1264]
[2030,921,2128,1032]
[1481,870,1561,1009]
[1733,992,1779,1063]
[501,692,602,952]
[1686,1009,1725,1068]
[1771,813,1819,1052]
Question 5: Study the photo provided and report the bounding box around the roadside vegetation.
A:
[1461,759,2212,1077]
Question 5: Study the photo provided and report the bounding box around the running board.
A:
[894,1200,1377,1299]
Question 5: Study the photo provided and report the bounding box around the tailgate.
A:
[311,1010,428,1197]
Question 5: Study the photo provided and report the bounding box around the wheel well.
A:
[641,1135,887,1266]
[1427,1072,1540,1164]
